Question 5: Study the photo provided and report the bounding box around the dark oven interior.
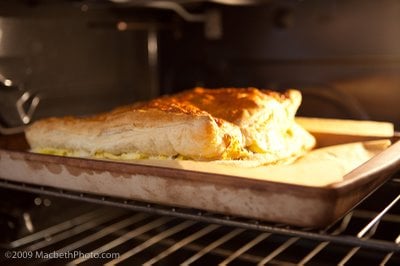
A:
[0,0,400,265]
[0,176,399,265]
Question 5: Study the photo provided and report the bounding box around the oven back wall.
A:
[159,0,400,128]
[0,0,399,130]
[0,1,154,126]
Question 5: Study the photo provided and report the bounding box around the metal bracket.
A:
[145,1,206,22]
[0,76,40,135]
[16,91,40,125]
[110,0,223,39]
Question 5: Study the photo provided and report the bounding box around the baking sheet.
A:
[123,139,390,187]
[0,127,400,228]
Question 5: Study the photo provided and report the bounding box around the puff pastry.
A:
[25,87,315,166]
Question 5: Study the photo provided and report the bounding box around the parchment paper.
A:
[128,140,391,187]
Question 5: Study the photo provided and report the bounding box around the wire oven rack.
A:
[0,176,399,265]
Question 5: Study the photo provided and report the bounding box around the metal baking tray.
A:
[1,133,400,228]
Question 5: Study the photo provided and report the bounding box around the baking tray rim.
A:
[2,138,400,197]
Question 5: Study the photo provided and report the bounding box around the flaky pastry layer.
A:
[25,87,316,166]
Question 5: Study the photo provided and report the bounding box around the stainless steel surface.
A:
[0,75,40,135]
[15,91,40,125]
[0,3,155,124]
[0,176,399,265]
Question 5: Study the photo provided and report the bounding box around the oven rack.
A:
[0,177,399,255]
[2,208,397,265]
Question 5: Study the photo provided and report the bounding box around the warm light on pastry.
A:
[25,87,316,166]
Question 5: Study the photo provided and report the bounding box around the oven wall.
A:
[0,1,157,127]
[0,0,399,130]
[159,0,400,128]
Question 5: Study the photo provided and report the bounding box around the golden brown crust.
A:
[128,87,297,123]
[25,87,315,165]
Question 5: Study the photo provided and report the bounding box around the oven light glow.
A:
[117,21,128,31]
[3,79,12,86]
[23,212,34,233]
[148,32,158,55]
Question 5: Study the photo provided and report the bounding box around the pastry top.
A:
[25,87,315,166]
[131,87,300,122]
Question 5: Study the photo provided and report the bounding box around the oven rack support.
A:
[108,0,222,39]
[0,178,399,254]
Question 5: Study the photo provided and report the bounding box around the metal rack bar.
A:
[141,224,220,265]
[380,232,400,265]
[132,230,265,264]
[108,220,196,264]
[257,237,300,265]
[7,209,269,264]
[9,209,103,248]
[24,206,400,265]
[69,216,174,265]
[26,211,124,251]
[381,252,395,265]
[219,232,270,265]
[338,247,361,265]
[1,178,399,253]
[181,228,246,265]
[297,212,353,264]
[299,241,330,265]
[53,213,148,255]
[338,221,380,265]
[357,194,400,238]
[3,209,399,265]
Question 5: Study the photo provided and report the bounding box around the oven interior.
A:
[0,0,400,264]
[0,176,399,265]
